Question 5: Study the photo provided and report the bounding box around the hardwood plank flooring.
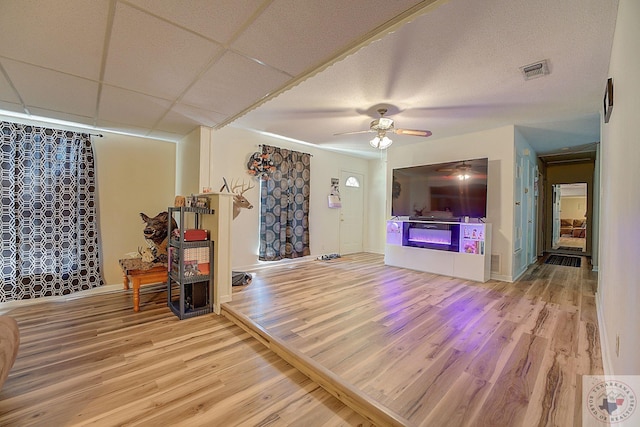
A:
[0,253,601,426]
[0,285,373,426]
[223,253,602,427]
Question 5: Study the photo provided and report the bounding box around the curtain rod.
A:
[258,144,313,156]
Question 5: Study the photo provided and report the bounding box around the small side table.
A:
[119,258,168,312]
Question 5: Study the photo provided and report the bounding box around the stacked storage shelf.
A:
[167,206,215,319]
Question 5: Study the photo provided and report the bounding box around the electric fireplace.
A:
[402,222,460,252]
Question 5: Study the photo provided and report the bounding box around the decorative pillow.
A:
[573,219,586,228]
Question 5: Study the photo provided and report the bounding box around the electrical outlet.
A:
[616,334,620,357]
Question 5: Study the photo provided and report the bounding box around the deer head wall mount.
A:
[220,177,255,219]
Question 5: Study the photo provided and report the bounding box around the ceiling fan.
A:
[335,108,432,149]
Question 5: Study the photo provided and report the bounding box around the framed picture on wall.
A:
[603,77,613,123]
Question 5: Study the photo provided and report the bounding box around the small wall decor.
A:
[220,177,255,219]
[247,151,276,180]
[328,178,341,208]
[604,77,613,123]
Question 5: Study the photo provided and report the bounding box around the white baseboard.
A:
[595,292,613,376]
[0,283,125,314]
[490,273,514,282]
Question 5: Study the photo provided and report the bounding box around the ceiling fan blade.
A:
[333,130,373,136]
[395,128,432,137]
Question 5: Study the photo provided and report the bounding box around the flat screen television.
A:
[391,158,488,220]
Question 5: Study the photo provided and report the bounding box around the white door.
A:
[527,161,537,264]
[339,171,364,254]
[513,159,523,272]
[552,184,561,247]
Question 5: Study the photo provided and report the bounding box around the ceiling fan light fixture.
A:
[370,135,392,149]
[372,117,394,130]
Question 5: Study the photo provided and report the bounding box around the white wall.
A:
[387,126,516,281]
[366,157,387,253]
[200,126,370,270]
[598,0,640,375]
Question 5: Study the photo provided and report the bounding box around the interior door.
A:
[524,158,536,264]
[513,159,524,271]
[552,184,561,247]
[339,171,364,254]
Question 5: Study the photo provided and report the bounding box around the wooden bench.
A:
[119,258,168,312]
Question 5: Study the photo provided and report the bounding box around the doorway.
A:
[339,171,364,254]
[552,183,587,253]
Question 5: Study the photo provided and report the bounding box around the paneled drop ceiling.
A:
[0,0,619,159]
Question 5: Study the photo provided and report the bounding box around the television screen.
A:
[391,158,488,220]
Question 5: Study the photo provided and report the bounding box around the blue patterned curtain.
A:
[259,145,311,261]
[0,122,103,301]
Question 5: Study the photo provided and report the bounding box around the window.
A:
[345,176,360,187]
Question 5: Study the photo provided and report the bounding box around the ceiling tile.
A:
[103,2,222,99]
[0,66,21,104]
[158,104,227,134]
[26,107,97,128]
[182,51,290,116]
[0,101,24,115]
[127,0,264,43]
[98,85,171,129]
[0,0,109,80]
[2,59,98,117]
[230,0,425,75]
[154,109,202,135]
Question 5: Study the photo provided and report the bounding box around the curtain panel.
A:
[259,145,311,261]
[0,122,103,301]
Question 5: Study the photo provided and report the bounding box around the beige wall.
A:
[93,132,176,285]
[176,127,202,196]
[598,0,640,375]
[560,196,587,220]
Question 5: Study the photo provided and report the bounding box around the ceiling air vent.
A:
[520,60,550,81]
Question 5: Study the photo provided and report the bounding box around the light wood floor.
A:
[0,285,372,426]
[0,253,602,426]
[554,236,586,252]
[224,253,602,427]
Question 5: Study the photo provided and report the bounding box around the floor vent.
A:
[520,59,550,80]
[491,254,501,273]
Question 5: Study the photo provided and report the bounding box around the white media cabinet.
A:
[385,219,492,282]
